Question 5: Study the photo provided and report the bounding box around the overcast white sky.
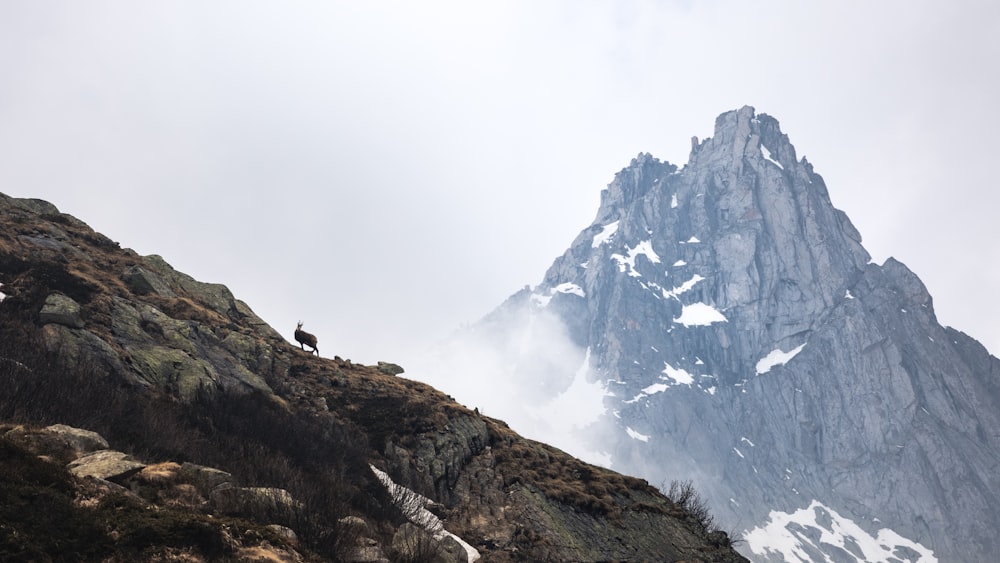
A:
[2,1,999,367]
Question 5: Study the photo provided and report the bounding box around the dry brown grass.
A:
[139,462,182,483]
[234,545,303,563]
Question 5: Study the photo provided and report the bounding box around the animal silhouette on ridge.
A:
[294,321,319,355]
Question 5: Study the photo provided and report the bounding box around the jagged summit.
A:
[434,107,1000,562]
[540,105,872,388]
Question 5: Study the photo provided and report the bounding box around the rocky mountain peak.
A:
[541,106,873,388]
[440,107,1000,562]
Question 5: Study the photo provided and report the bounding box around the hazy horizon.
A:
[2,1,998,367]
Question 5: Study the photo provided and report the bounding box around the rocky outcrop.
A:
[0,423,309,561]
[0,192,286,397]
[68,449,146,481]
[0,191,749,561]
[455,107,1000,562]
[210,486,302,517]
[39,293,85,329]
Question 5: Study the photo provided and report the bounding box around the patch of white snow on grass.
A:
[671,194,678,208]
[626,427,650,442]
[592,221,619,247]
[674,303,727,326]
[370,465,481,562]
[0,282,5,302]
[745,500,936,563]
[755,343,807,375]
[673,259,686,266]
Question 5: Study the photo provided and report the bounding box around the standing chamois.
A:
[294,321,319,355]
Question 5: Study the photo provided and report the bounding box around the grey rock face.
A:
[41,424,110,453]
[466,107,1000,561]
[68,449,146,481]
[210,486,301,517]
[39,293,85,329]
[122,265,176,297]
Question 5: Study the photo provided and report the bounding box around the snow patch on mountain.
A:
[641,382,670,395]
[745,500,936,563]
[592,221,619,247]
[370,465,481,562]
[530,282,586,307]
[674,303,727,326]
[626,427,650,442]
[662,362,695,385]
[755,344,807,375]
[611,240,660,277]
[554,282,585,297]
[662,274,705,300]
[760,143,784,170]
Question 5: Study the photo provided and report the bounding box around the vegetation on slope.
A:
[0,194,745,561]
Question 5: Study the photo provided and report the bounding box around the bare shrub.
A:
[389,523,444,563]
[663,479,715,532]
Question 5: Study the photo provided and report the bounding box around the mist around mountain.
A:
[414,107,1000,562]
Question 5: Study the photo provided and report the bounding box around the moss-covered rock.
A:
[39,292,84,329]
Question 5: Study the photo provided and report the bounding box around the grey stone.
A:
[122,265,176,297]
[39,293,84,329]
[210,486,301,517]
[179,462,233,495]
[377,361,405,376]
[42,424,110,454]
[68,450,145,481]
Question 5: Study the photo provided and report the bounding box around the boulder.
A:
[377,361,405,376]
[179,462,234,495]
[210,486,301,517]
[42,424,110,454]
[3,424,109,464]
[39,292,84,329]
[122,265,176,297]
[68,450,145,481]
[265,524,299,546]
